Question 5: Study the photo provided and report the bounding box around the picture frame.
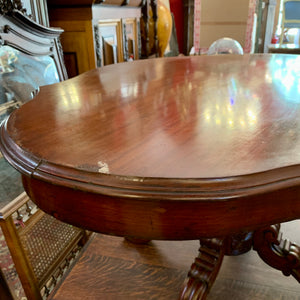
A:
[96,19,124,66]
[124,17,140,60]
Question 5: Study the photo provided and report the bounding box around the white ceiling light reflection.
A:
[199,78,261,130]
[199,77,261,131]
[58,84,81,110]
[120,82,139,100]
[271,55,300,103]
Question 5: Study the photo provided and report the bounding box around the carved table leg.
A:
[253,224,300,282]
[179,238,225,300]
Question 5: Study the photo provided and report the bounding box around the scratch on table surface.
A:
[98,161,110,174]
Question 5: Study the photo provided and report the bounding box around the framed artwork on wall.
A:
[96,19,124,66]
[124,18,140,60]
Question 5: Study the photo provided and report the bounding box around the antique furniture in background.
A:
[1,54,300,299]
[21,0,50,27]
[255,0,278,53]
[279,0,300,45]
[140,0,159,57]
[47,0,146,77]
[183,0,194,55]
[141,0,172,57]
[0,5,90,300]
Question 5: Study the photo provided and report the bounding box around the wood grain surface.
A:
[49,221,300,300]
[3,55,300,179]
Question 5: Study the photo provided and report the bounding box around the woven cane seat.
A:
[19,212,84,288]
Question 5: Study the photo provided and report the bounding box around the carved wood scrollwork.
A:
[122,20,128,62]
[137,19,142,59]
[0,0,26,15]
[179,238,225,300]
[141,2,149,57]
[253,224,300,282]
[93,25,102,67]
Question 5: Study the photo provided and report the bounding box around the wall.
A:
[200,0,250,49]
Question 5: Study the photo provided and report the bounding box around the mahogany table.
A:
[1,54,300,299]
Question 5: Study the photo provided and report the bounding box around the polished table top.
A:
[1,54,300,240]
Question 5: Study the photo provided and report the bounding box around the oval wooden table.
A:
[1,54,300,299]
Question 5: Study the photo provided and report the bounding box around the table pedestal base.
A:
[179,224,300,300]
[253,224,300,283]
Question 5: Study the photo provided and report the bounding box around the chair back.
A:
[280,0,300,44]
[283,0,300,28]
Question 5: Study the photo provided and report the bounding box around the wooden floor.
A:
[50,221,300,300]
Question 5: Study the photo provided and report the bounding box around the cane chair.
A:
[279,0,300,45]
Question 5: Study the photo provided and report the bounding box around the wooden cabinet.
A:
[47,0,143,77]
